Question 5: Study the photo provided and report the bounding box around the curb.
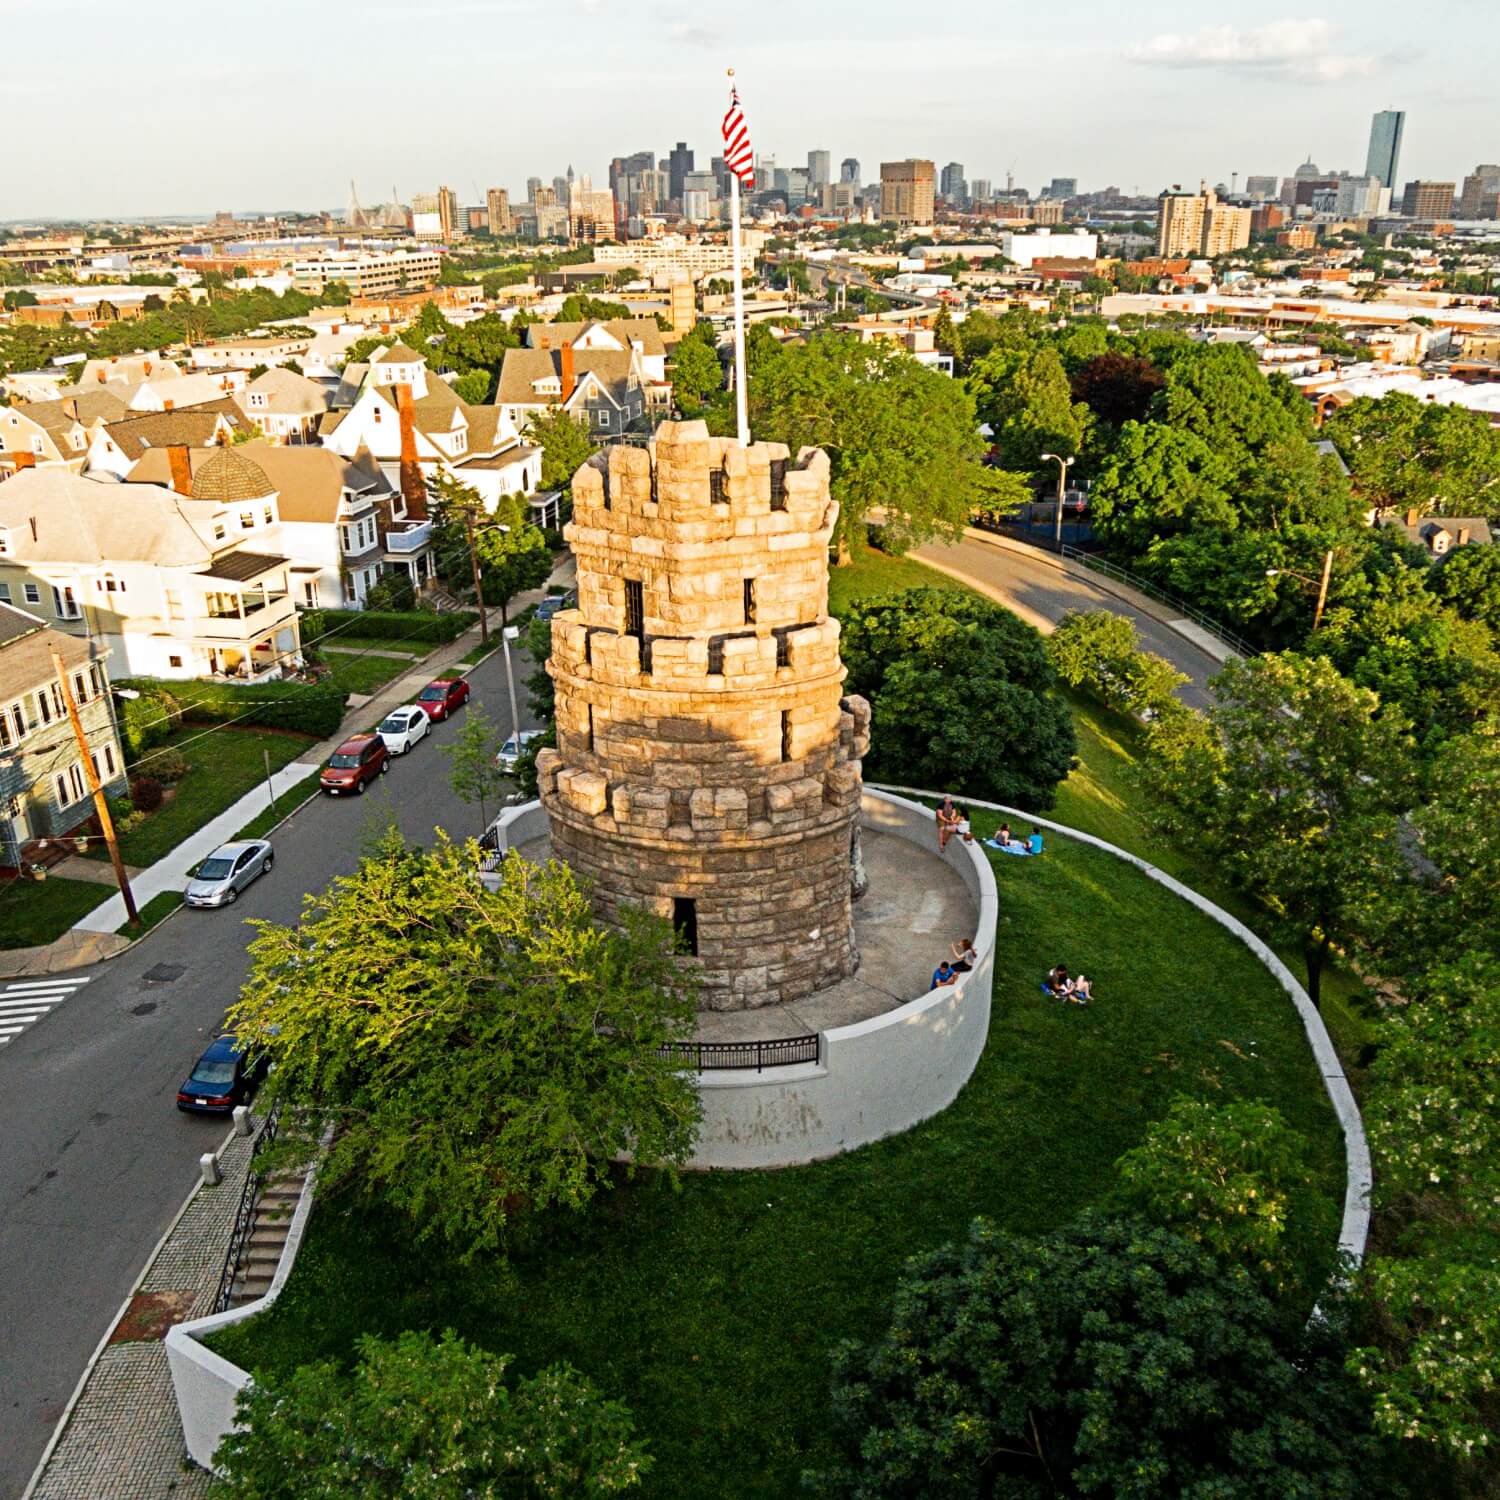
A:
[873,783,1372,1272]
[20,1120,242,1500]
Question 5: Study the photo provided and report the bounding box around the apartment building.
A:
[0,602,127,870]
[0,463,302,682]
[879,160,935,226]
[1157,183,1252,256]
[1459,166,1500,220]
[1401,181,1456,218]
[290,247,442,297]
[486,187,513,236]
[592,232,763,286]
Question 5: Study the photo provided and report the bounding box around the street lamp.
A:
[1039,451,1074,545]
[500,625,522,766]
[1266,548,1335,631]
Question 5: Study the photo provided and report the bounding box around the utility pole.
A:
[464,505,489,646]
[52,649,138,929]
[1313,547,1334,632]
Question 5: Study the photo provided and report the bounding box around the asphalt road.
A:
[0,638,540,1498]
[914,534,1222,710]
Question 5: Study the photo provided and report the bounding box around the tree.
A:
[363,569,416,612]
[228,831,700,1257]
[1141,653,1416,1009]
[1068,350,1164,426]
[669,326,723,412]
[1427,542,1500,632]
[211,1329,650,1498]
[837,589,1077,808]
[426,473,550,619]
[442,704,504,832]
[452,367,491,405]
[750,335,1006,558]
[1046,608,1187,719]
[556,293,630,324]
[1088,421,1238,555]
[1112,1096,1323,1295]
[969,345,1091,471]
[526,407,598,490]
[930,304,963,364]
[812,1214,1386,1499]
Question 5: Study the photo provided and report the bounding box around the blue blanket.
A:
[987,838,1040,856]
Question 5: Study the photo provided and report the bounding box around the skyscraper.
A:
[1400,180,1456,219]
[486,187,512,237]
[879,160,935,225]
[668,141,694,202]
[840,157,860,184]
[940,162,966,202]
[807,150,831,189]
[1365,110,1405,191]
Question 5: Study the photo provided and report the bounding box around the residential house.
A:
[0,602,127,870]
[0,461,301,683]
[235,367,329,445]
[128,444,407,608]
[496,341,646,439]
[72,355,182,390]
[123,370,248,412]
[527,316,670,384]
[0,391,129,477]
[188,335,310,371]
[1381,507,1493,558]
[84,399,253,479]
[321,344,542,513]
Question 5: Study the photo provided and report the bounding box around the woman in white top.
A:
[950,937,978,972]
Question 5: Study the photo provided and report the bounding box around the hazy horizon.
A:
[6,0,1497,220]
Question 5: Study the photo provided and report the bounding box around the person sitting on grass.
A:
[1045,963,1071,999]
[931,960,958,990]
[950,936,977,973]
[936,797,962,852]
[1071,974,1093,1004]
[1027,827,1045,855]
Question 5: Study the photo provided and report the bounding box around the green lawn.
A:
[117,890,182,939]
[457,641,497,667]
[322,654,411,697]
[103,727,316,868]
[321,635,433,658]
[826,546,970,615]
[233,771,323,843]
[213,823,1344,1498]
[0,876,110,950]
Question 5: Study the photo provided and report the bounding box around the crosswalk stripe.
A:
[0,1003,53,1016]
[0,997,64,1011]
[0,978,90,994]
[0,1025,32,1036]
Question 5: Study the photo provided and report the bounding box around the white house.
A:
[0,390,127,476]
[126,370,248,412]
[85,400,252,480]
[235,368,329,445]
[0,462,301,682]
[321,344,542,513]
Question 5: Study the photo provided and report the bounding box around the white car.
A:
[377,705,430,755]
[495,729,542,774]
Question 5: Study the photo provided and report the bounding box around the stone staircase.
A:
[224,1164,311,1308]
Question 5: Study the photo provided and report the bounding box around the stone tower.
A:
[536,420,870,1011]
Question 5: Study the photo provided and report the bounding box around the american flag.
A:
[721,87,755,188]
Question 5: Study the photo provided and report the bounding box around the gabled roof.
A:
[495,347,636,410]
[0,601,94,679]
[372,342,423,364]
[95,403,249,462]
[528,317,666,358]
[239,366,329,417]
[17,390,130,432]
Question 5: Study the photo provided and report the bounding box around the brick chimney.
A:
[1457,527,1471,546]
[1405,507,1421,527]
[163,398,174,412]
[560,343,576,403]
[14,451,35,470]
[167,444,193,496]
[395,383,427,520]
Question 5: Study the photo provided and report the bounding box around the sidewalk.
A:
[25,1126,260,1500]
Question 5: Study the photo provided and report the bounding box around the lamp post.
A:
[1039,451,1074,545]
[1266,548,1335,631]
[500,625,522,763]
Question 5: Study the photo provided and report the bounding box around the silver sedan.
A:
[184,840,274,908]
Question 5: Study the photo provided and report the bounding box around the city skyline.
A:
[4,0,1496,219]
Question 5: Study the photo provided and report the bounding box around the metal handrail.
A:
[212,1105,281,1314]
[660,1034,819,1072]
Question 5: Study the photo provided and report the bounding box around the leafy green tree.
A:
[451,367,492,404]
[229,830,700,1257]
[668,326,723,411]
[442,704,504,832]
[813,1214,1386,1499]
[837,589,1076,808]
[969,345,1091,471]
[1112,1096,1323,1294]
[1427,542,1500,632]
[364,570,416,611]
[525,611,555,720]
[750,334,1007,558]
[526,407,598,490]
[1068,350,1164,426]
[1141,653,1416,1009]
[210,1329,650,1498]
[1088,421,1237,554]
[930,304,963,363]
[556,293,630,323]
[1046,608,1187,718]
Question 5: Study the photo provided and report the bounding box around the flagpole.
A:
[727,75,750,447]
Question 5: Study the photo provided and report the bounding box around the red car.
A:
[416,677,471,721]
[320,733,389,796]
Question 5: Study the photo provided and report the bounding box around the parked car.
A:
[495,729,543,773]
[534,591,577,622]
[416,676,471,721]
[320,733,389,796]
[184,840,274,908]
[175,1033,268,1113]
[377,704,430,755]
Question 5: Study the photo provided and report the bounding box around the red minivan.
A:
[320,733,389,796]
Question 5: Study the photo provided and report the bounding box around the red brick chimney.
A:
[167,444,193,496]
[13,452,35,470]
[1405,507,1420,527]
[560,343,576,403]
[395,383,427,520]
[1457,527,1471,547]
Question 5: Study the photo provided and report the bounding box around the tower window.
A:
[743,577,756,624]
[624,579,644,640]
[775,628,790,668]
[781,710,792,763]
[709,467,727,505]
[672,897,698,956]
[769,459,788,511]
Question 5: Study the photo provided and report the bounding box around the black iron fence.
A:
[661,1035,820,1071]
[212,1105,281,1314]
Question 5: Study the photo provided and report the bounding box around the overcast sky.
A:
[5,0,1497,220]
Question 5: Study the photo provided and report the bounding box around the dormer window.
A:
[532,376,561,395]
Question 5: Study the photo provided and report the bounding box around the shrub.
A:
[138,746,190,783]
[301,608,478,644]
[1048,608,1187,719]
[129,776,164,812]
[363,571,417,612]
[118,688,182,759]
[113,678,348,741]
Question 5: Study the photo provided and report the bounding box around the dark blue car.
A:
[176,1033,266,1114]
[534,591,576,622]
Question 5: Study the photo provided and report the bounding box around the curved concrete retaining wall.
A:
[875,784,1371,1268]
[688,789,998,1169]
[164,1141,323,1472]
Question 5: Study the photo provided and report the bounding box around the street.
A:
[0,636,540,1497]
